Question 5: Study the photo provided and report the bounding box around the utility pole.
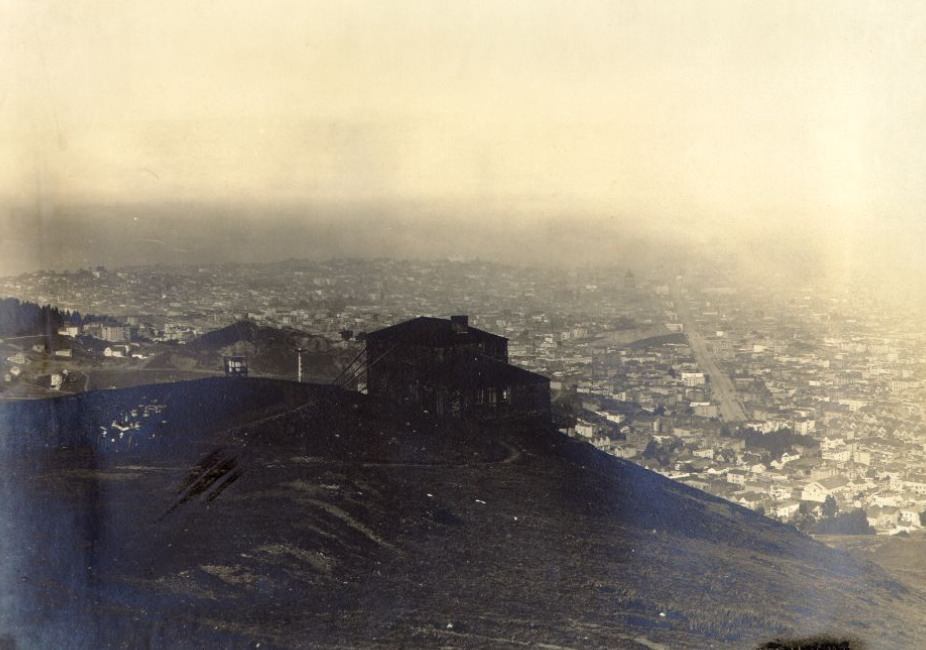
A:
[296,347,305,382]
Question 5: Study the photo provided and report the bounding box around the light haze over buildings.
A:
[2,1,926,300]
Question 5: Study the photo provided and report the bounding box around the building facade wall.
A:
[366,326,546,421]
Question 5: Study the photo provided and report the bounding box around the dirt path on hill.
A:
[287,438,524,470]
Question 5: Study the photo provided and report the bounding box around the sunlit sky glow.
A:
[2,1,926,285]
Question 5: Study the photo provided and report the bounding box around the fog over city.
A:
[2,1,926,302]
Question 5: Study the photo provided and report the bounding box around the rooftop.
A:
[366,315,507,348]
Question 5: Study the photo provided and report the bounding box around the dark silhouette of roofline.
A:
[365,316,508,344]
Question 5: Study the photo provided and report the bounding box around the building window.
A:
[501,387,511,403]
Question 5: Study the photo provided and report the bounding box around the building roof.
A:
[366,316,507,347]
[817,476,850,490]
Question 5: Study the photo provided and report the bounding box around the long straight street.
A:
[672,284,747,423]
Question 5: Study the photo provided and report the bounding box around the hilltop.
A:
[189,320,330,353]
[145,320,353,381]
[1,378,924,649]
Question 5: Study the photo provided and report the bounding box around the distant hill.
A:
[148,320,353,380]
[590,325,678,350]
[1,378,924,649]
[624,331,687,350]
[190,319,330,353]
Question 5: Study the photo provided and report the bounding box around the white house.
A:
[801,476,850,503]
[775,500,800,520]
[681,372,705,387]
[852,450,872,465]
[726,470,749,486]
[104,345,129,358]
[822,447,851,463]
[899,509,923,528]
[867,506,900,530]
[575,422,595,438]
[903,475,926,496]
[793,419,816,435]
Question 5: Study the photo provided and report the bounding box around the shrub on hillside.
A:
[810,509,874,535]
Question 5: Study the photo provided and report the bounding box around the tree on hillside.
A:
[811,509,874,535]
[642,438,680,467]
[0,298,70,337]
[715,448,736,464]
[792,501,819,532]
[736,426,817,460]
[822,495,839,519]
[643,440,660,460]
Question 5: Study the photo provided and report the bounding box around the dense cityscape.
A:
[2,258,925,536]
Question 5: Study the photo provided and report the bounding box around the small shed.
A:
[223,355,249,377]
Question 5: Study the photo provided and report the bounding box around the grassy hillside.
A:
[1,379,924,649]
[823,531,926,595]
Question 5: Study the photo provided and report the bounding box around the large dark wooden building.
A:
[365,315,550,420]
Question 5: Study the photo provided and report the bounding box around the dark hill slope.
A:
[1,379,924,649]
[190,320,329,352]
[146,321,353,380]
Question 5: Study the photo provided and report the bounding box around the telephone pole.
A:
[296,347,305,382]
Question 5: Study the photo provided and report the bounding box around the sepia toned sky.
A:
[2,1,926,283]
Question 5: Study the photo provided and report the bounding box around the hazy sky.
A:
[2,1,926,281]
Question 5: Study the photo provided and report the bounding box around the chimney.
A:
[450,314,469,333]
